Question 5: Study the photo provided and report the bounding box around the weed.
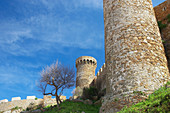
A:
[114,98,119,102]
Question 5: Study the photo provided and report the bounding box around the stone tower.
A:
[76,56,97,89]
[100,0,170,112]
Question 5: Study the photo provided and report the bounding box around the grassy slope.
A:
[42,82,169,113]
[119,82,170,113]
[43,101,101,113]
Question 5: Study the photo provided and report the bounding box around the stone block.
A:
[84,99,93,105]
[73,96,78,99]
[0,99,8,103]
[26,96,36,100]
[60,96,66,100]
[11,97,21,101]
[43,95,51,100]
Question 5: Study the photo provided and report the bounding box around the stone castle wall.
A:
[154,0,170,71]
[95,63,106,92]
[154,0,170,22]
[0,95,66,112]
[100,0,169,112]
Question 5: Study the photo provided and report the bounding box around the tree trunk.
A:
[58,95,62,104]
[56,95,60,108]
[55,90,60,108]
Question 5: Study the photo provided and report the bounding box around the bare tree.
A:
[38,61,75,107]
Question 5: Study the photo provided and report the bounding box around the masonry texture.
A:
[154,0,170,70]
[0,95,66,112]
[96,63,106,92]
[76,56,97,89]
[100,0,170,112]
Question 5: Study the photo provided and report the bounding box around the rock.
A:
[3,110,11,113]
[94,99,101,105]
[84,99,93,105]
[92,96,98,101]
[72,99,84,103]
[32,109,41,113]
[73,96,78,99]
[69,96,73,100]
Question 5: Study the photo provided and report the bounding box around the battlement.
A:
[76,56,97,67]
[96,63,106,77]
[0,95,66,112]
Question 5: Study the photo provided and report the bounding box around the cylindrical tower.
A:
[76,56,97,88]
[101,0,170,112]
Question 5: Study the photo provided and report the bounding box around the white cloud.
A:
[0,13,103,56]
[32,0,103,11]
[73,0,103,9]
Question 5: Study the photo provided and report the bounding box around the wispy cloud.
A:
[0,12,103,56]
[37,0,103,11]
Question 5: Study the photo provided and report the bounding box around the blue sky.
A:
[0,0,166,101]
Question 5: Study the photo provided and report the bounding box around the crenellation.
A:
[11,97,21,101]
[0,95,66,112]
[26,96,36,100]
[76,56,97,68]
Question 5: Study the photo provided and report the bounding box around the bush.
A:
[82,87,98,100]
[98,88,106,99]
[26,102,36,111]
[167,14,170,23]
[35,97,38,100]
[43,100,101,113]
[158,21,167,32]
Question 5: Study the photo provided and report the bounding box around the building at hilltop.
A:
[75,0,170,113]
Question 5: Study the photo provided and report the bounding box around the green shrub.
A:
[11,106,22,111]
[133,91,145,95]
[43,100,101,113]
[35,97,38,100]
[82,87,98,100]
[167,14,170,23]
[158,21,167,31]
[114,98,119,102]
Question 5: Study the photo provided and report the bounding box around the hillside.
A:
[29,82,170,113]
[118,82,170,113]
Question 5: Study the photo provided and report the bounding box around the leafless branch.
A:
[37,60,75,107]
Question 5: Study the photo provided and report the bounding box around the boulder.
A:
[94,99,101,105]
[83,99,93,105]
[72,99,84,103]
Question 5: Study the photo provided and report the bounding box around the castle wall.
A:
[154,0,170,22]
[101,0,170,112]
[95,63,106,92]
[0,95,66,112]
[0,99,43,112]
[154,0,170,71]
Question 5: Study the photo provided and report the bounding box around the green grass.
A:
[43,101,101,113]
[118,81,170,113]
